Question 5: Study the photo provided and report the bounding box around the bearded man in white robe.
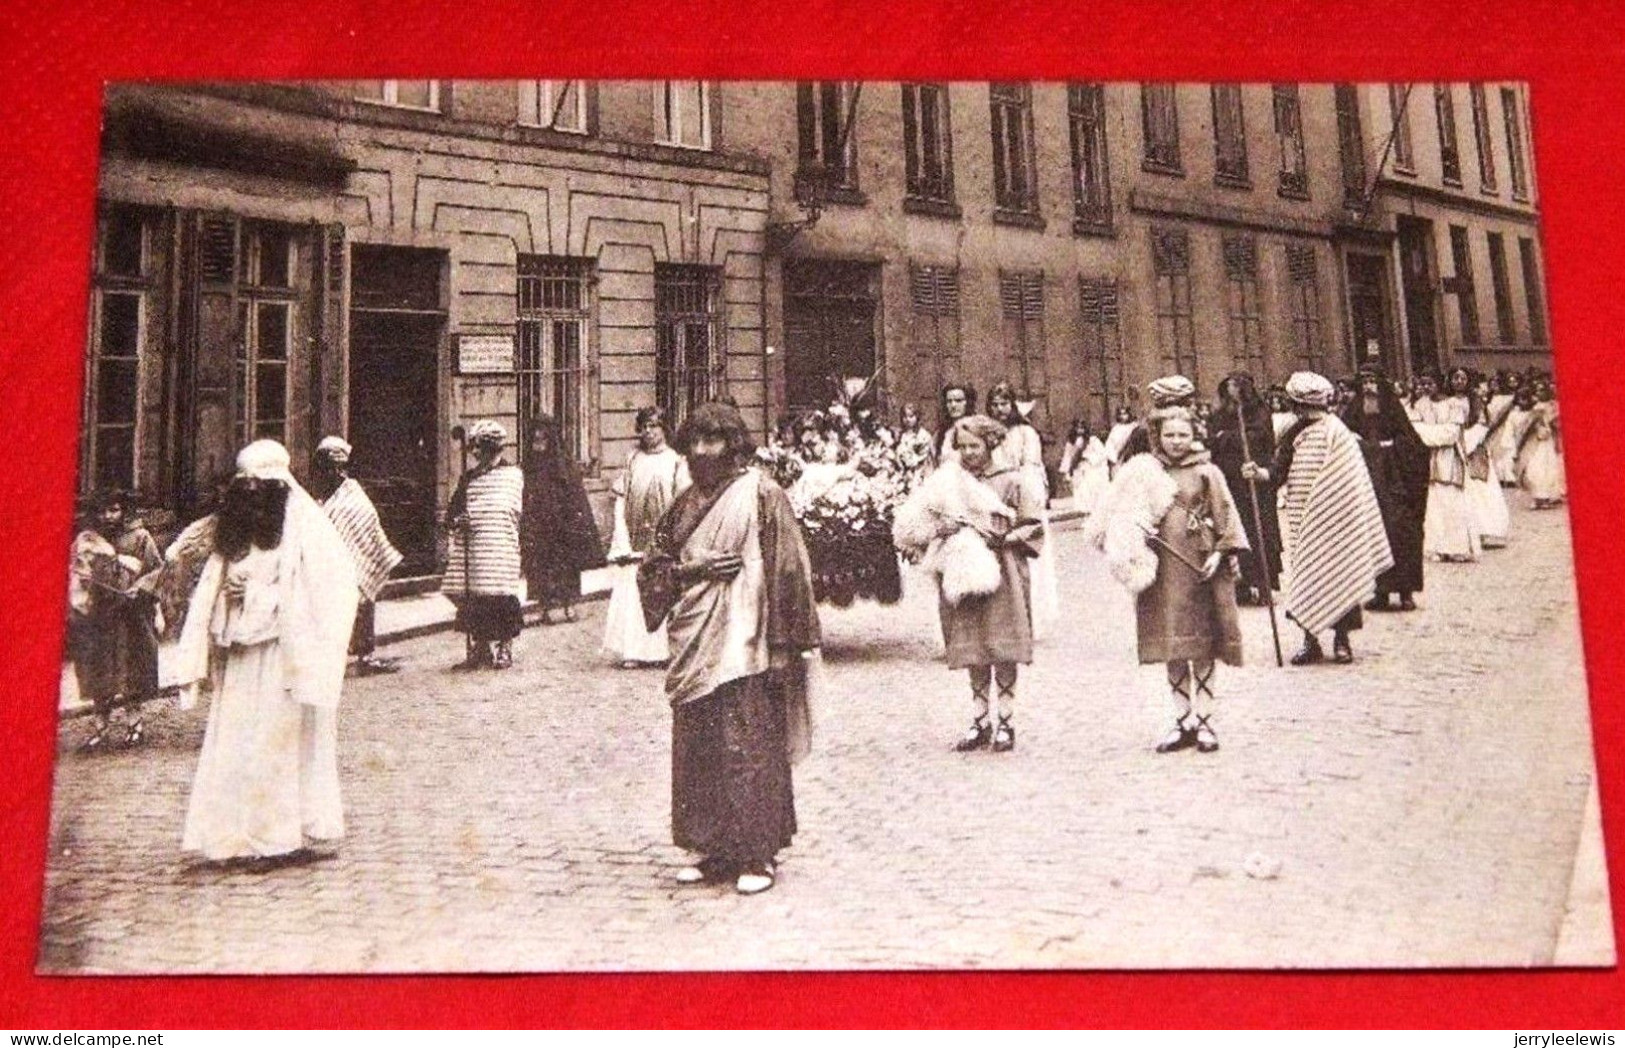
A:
[175,440,359,865]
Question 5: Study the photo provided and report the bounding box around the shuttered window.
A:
[1151,227,1197,387]
[1389,84,1415,172]
[1502,86,1530,200]
[990,83,1040,216]
[909,263,962,402]
[1223,234,1264,375]
[1519,237,1547,346]
[798,82,859,193]
[1068,83,1112,233]
[1078,277,1126,422]
[998,270,1048,407]
[1487,232,1516,344]
[1286,244,1326,373]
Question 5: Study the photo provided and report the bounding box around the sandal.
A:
[992,715,1015,753]
[1289,638,1325,666]
[1155,720,1197,753]
[1193,715,1219,753]
[1332,635,1354,664]
[675,856,735,885]
[954,714,992,752]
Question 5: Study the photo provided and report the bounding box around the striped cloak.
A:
[322,477,403,601]
[442,464,525,597]
[1279,415,1394,635]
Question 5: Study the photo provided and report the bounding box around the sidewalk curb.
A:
[373,506,1089,649]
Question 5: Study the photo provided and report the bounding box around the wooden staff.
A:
[1235,402,1284,667]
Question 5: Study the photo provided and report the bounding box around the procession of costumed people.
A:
[59,353,1565,889]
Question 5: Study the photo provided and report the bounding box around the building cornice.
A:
[1373,176,1540,224]
[1127,188,1335,240]
[107,82,772,181]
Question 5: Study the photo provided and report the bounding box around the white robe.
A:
[1060,436,1110,515]
[1463,423,1510,548]
[1410,395,1480,560]
[602,447,688,663]
[176,482,358,861]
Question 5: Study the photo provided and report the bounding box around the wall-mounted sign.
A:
[457,333,516,375]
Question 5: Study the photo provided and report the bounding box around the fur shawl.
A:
[893,460,1014,604]
[1083,452,1179,595]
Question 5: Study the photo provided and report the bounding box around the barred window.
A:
[1272,84,1309,199]
[1151,227,1197,387]
[1285,244,1325,373]
[1078,277,1126,422]
[1486,232,1516,344]
[1223,234,1264,375]
[998,270,1048,408]
[1436,84,1462,186]
[1211,84,1250,187]
[1141,83,1182,174]
[990,83,1040,216]
[902,83,954,206]
[1448,225,1480,345]
[1502,86,1530,200]
[519,81,587,133]
[655,264,724,427]
[1389,84,1415,172]
[517,256,595,467]
[1068,83,1112,232]
[908,263,962,402]
[1519,237,1547,346]
[1335,84,1367,207]
[798,82,859,193]
[1471,84,1498,193]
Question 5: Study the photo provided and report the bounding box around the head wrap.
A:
[469,420,507,448]
[236,439,295,481]
[316,435,352,461]
[951,414,1008,452]
[1147,375,1196,407]
[1285,371,1336,408]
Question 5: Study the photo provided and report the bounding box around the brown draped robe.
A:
[639,467,821,867]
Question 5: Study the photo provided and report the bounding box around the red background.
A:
[2,0,1622,1028]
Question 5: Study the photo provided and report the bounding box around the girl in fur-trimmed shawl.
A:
[1086,407,1249,754]
[895,415,1044,754]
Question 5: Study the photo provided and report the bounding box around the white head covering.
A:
[1148,375,1196,407]
[173,439,359,711]
[469,420,507,447]
[316,435,352,461]
[1285,371,1337,408]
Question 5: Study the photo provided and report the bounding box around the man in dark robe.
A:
[1341,369,1430,611]
[1209,371,1282,605]
[639,402,821,896]
[521,414,606,624]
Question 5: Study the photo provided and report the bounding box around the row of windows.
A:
[904,232,1326,422]
[354,80,714,150]
[1383,83,1531,201]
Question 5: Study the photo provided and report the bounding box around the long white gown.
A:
[181,548,343,860]
[601,447,687,664]
[1060,436,1110,515]
[1410,395,1481,560]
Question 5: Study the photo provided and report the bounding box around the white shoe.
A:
[674,865,707,884]
[735,871,775,895]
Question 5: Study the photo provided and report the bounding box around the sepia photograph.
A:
[40,77,1612,974]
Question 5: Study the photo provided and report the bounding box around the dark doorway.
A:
[1345,252,1397,376]
[348,246,445,578]
[783,260,879,413]
[1395,217,1441,377]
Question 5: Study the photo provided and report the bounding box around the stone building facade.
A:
[86,80,769,574]
[80,79,1548,581]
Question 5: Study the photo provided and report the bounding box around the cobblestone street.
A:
[38,498,1612,973]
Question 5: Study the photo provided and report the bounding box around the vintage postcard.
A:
[41,79,1612,973]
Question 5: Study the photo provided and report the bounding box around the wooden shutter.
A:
[183,210,241,495]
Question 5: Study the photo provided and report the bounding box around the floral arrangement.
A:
[753,444,804,490]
